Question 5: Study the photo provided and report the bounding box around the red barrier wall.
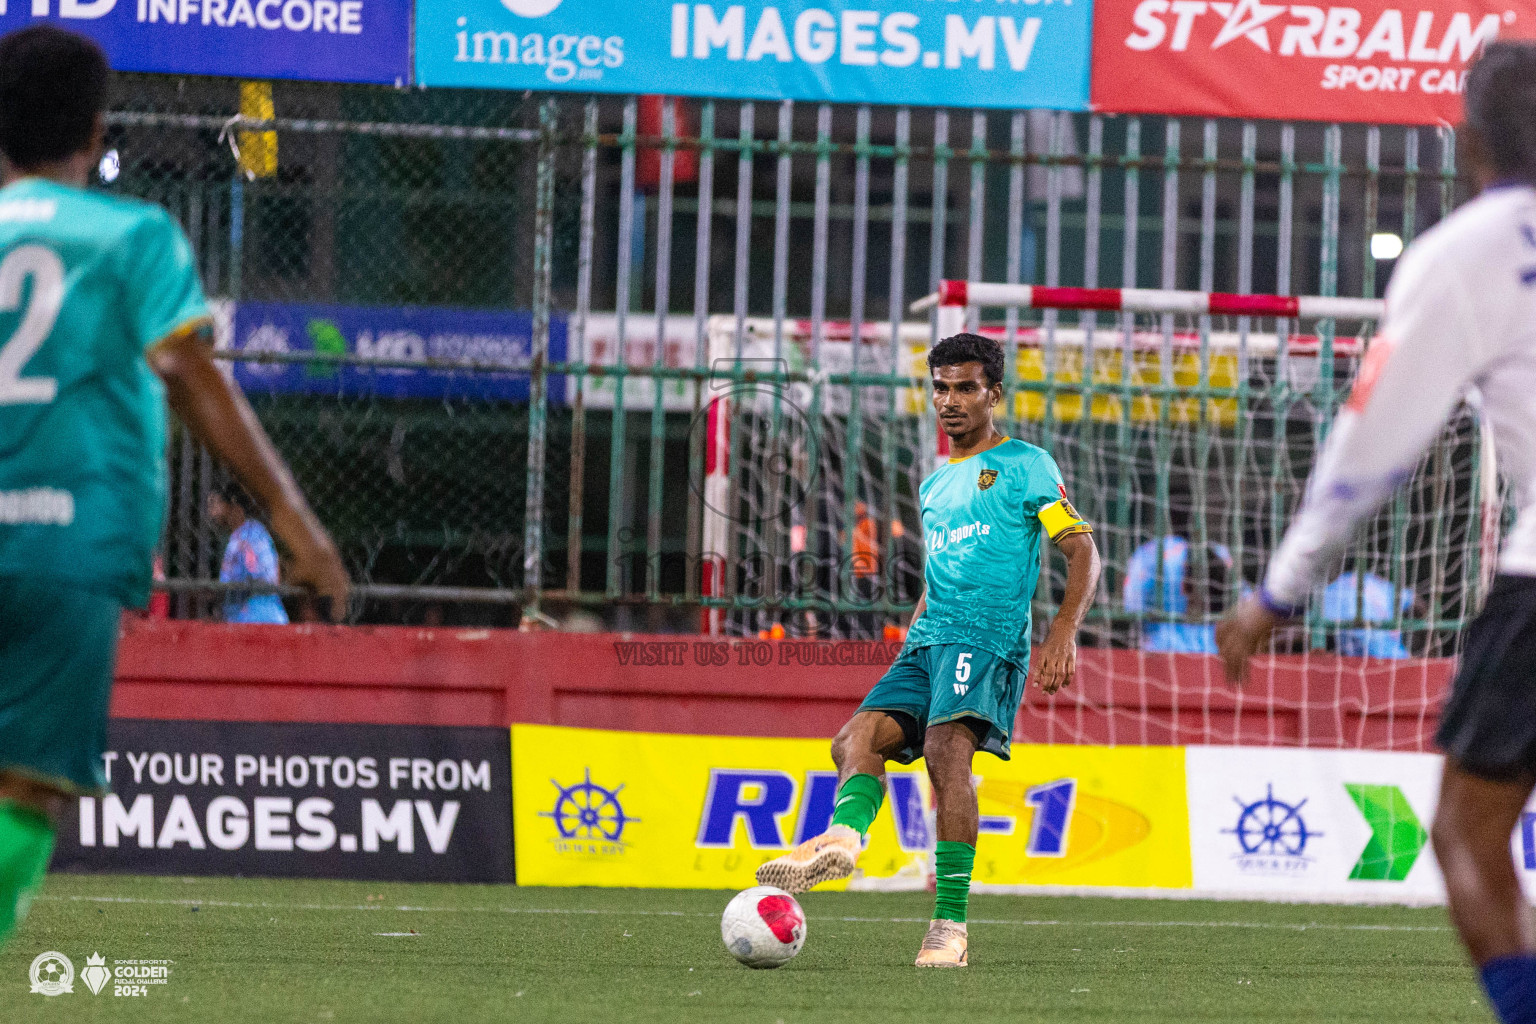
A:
[113,620,1454,750]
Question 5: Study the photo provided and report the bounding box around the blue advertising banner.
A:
[230,301,566,403]
[414,0,1092,109]
[7,0,409,84]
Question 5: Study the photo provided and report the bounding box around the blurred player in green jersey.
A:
[757,332,1101,966]
[0,26,349,945]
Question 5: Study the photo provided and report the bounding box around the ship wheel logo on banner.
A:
[541,768,640,844]
[1224,784,1320,857]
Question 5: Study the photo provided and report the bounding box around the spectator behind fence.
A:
[208,481,288,624]
[1321,571,1413,659]
[1123,536,1238,654]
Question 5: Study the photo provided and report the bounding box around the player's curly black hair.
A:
[928,332,1005,388]
[0,26,109,171]
[1464,41,1536,185]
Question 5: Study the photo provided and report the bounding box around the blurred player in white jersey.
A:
[1218,42,1536,1024]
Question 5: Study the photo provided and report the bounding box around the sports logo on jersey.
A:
[977,469,999,491]
[927,520,993,553]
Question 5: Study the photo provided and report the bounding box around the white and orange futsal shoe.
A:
[754,824,861,893]
[914,919,968,967]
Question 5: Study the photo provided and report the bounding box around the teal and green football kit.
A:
[838,436,1090,927]
[858,437,1091,762]
[0,178,210,795]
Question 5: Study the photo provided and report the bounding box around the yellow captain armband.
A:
[1038,498,1092,542]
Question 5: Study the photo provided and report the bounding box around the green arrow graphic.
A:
[1345,783,1428,881]
[305,319,346,380]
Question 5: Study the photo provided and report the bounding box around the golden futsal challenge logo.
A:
[977,469,998,491]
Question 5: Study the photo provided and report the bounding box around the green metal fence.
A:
[111,75,1492,652]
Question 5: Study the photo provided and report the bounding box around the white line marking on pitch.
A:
[35,895,1450,933]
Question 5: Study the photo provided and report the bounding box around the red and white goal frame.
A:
[916,278,1498,592]
[910,279,1385,322]
[697,282,1501,752]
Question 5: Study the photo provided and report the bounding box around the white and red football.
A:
[720,885,806,968]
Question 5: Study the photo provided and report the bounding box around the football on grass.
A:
[720,885,806,968]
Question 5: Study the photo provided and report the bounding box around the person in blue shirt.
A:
[208,481,289,624]
[1123,536,1237,654]
[1321,571,1413,659]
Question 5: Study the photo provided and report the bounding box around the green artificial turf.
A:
[0,873,1490,1023]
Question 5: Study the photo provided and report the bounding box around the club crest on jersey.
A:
[977,469,999,491]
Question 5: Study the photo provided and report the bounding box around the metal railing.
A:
[108,76,1485,651]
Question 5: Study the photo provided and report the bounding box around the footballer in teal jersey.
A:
[757,332,1101,968]
[0,178,206,607]
[903,436,1088,683]
[0,27,348,947]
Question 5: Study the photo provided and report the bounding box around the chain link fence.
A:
[110,73,1488,647]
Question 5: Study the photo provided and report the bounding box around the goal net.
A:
[699,293,1503,751]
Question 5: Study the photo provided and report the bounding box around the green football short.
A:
[0,576,119,794]
[858,643,1026,763]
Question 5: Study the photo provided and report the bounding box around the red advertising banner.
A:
[1091,0,1536,123]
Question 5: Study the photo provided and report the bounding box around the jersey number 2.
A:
[0,245,64,405]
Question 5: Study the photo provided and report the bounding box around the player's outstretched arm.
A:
[1033,531,1101,695]
[148,322,351,622]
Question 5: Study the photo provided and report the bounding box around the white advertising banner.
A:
[575,314,701,412]
[572,314,934,414]
[1187,747,1446,904]
[1188,746,1536,905]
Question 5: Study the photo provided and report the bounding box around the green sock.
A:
[934,841,975,923]
[828,774,884,837]
[0,802,54,946]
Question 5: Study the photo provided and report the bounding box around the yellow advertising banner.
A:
[902,345,1239,426]
[511,725,1191,892]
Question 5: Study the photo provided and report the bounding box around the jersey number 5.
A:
[0,245,64,406]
